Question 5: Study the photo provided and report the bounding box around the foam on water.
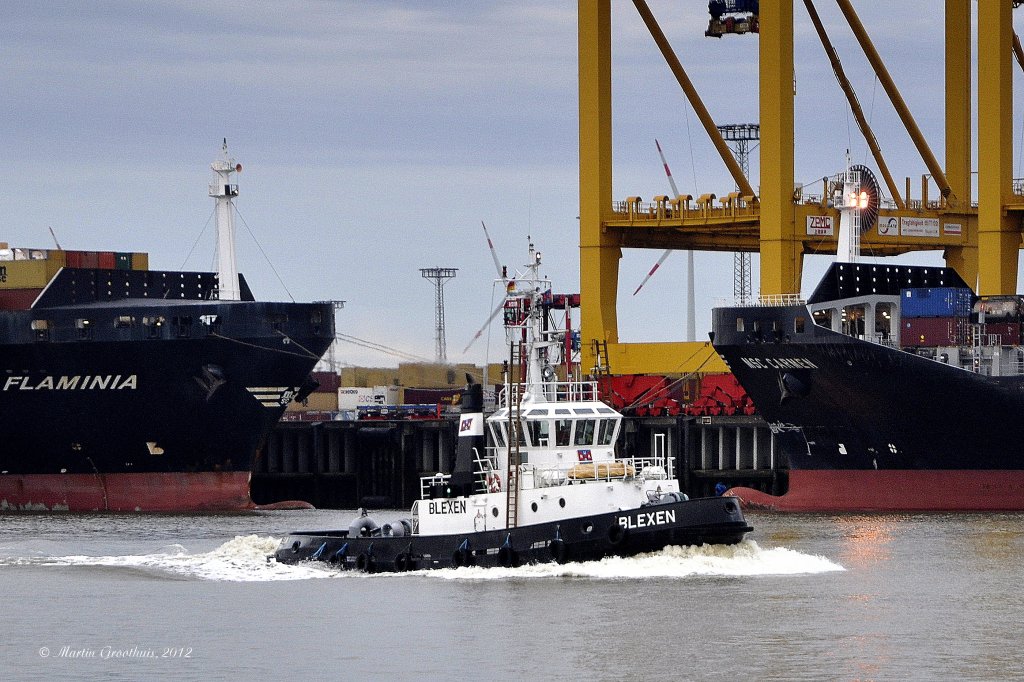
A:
[412,540,844,581]
[1,537,842,582]
[1,535,336,582]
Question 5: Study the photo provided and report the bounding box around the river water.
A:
[2,510,1022,681]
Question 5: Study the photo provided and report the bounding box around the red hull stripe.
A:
[729,470,1024,512]
[0,472,254,512]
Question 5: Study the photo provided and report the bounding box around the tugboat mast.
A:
[210,139,242,301]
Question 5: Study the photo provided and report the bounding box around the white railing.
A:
[715,294,805,308]
[419,473,449,500]
[503,379,600,406]
[530,455,674,489]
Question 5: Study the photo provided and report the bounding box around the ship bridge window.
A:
[573,419,596,446]
[114,315,135,328]
[527,419,550,447]
[597,407,616,414]
[794,317,806,334]
[490,423,506,448]
[572,408,595,415]
[736,317,745,332]
[597,419,616,445]
[555,419,572,446]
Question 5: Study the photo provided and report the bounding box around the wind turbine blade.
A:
[481,221,506,282]
[656,138,681,198]
[463,300,505,354]
[632,249,672,296]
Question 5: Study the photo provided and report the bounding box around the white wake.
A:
[3,538,843,582]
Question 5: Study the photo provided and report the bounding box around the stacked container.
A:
[899,287,973,347]
[0,244,149,311]
[973,296,1024,346]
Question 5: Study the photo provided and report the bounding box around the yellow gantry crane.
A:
[579,0,1022,375]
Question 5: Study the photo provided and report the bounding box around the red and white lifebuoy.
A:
[487,473,502,493]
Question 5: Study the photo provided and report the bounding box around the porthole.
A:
[559,498,566,508]
[531,502,538,512]
[491,507,499,517]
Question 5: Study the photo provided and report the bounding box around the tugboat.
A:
[275,242,752,571]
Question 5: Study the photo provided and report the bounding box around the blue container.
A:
[900,287,973,318]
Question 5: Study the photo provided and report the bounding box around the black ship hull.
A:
[276,497,751,572]
[0,269,335,511]
[711,299,1024,511]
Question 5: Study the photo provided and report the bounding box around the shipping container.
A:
[310,371,341,393]
[131,252,149,270]
[115,253,133,270]
[0,259,63,289]
[98,252,116,269]
[901,316,967,347]
[900,287,973,318]
[401,387,463,406]
[338,387,378,410]
[285,391,338,412]
[977,322,1021,346]
[0,288,43,310]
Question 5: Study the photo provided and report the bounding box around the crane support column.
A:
[759,0,801,295]
[579,0,620,358]
[977,1,1017,296]
[943,0,976,283]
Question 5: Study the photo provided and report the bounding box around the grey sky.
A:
[2,2,1017,367]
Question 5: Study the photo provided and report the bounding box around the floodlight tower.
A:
[717,123,760,303]
[420,267,458,362]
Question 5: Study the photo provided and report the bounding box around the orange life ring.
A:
[487,473,502,493]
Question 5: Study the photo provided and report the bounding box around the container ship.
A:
[711,164,1024,511]
[0,145,335,512]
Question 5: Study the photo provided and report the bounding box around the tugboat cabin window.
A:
[490,423,506,448]
[527,419,549,447]
[555,419,572,446]
[574,419,596,446]
[597,419,616,445]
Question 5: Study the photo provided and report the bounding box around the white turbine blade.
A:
[463,300,505,354]
[634,140,685,297]
[656,138,681,198]
[481,221,506,282]
[632,249,673,296]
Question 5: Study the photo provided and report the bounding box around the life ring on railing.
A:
[487,473,502,493]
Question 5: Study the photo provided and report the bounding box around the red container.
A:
[980,322,1021,346]
[310,371,341,393]
[66,250,84,268]
[80,251,99,268]
[98,251,116,269]
[0,288,43,310]
[901,316,966,347]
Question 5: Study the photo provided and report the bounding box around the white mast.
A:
[210,139,242,300]
[835,153,867,264]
